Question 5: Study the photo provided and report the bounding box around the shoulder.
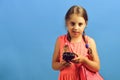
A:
[56,34,67,43]
[55,34,67,46]
[85,35,96,47]
[87,36,97,48]
[57,34,66,40]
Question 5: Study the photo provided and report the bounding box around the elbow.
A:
[52,65,56,70]
[94,64,100,72]
[52,63,59,70]
[97,65,100,71]
[90,63,100,72]
[94,67,100,72]
[94,60,100,72]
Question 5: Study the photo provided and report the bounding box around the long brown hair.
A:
[65,5,88,42]
[65,5,88,24]
[65,5,92,55]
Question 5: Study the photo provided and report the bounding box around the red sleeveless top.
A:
[57,34,104,80]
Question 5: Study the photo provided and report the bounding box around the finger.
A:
[71,59,80,63]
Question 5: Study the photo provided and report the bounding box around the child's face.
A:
[66,14,86,38]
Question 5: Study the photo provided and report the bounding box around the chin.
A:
[73,35,80,38]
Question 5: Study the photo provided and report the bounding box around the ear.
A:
[65,21,68,27]
[65,22,68,30]
[84,21,88,29]
[85,21,88,25]
[65,25,68,30]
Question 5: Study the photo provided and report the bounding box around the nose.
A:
[73,24,79,29]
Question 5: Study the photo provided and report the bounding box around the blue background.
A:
[0,0,120,80]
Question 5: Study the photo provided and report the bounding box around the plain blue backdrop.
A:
[0,0,120,80]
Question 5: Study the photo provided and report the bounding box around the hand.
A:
[61,60,71,67]
[71,55,86,64]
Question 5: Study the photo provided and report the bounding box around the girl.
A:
[52,5,103,80]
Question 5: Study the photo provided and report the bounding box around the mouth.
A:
[72,31,80,35]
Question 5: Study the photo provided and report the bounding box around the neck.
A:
[70,35,82,43]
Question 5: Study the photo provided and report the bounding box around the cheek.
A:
[66,24,69,30]
[79,26,86,33]
[66,25,72,30]
[81,25,86,30]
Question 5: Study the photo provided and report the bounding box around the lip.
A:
[72,31,79,35]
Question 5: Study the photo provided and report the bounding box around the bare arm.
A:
[72,38,100,72]
[52,38,70,70]
[83,38,100,72]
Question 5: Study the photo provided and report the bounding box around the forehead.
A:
[68,14,85,23]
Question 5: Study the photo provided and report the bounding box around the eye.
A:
[70,22,75,26]
[78,23,83,27]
